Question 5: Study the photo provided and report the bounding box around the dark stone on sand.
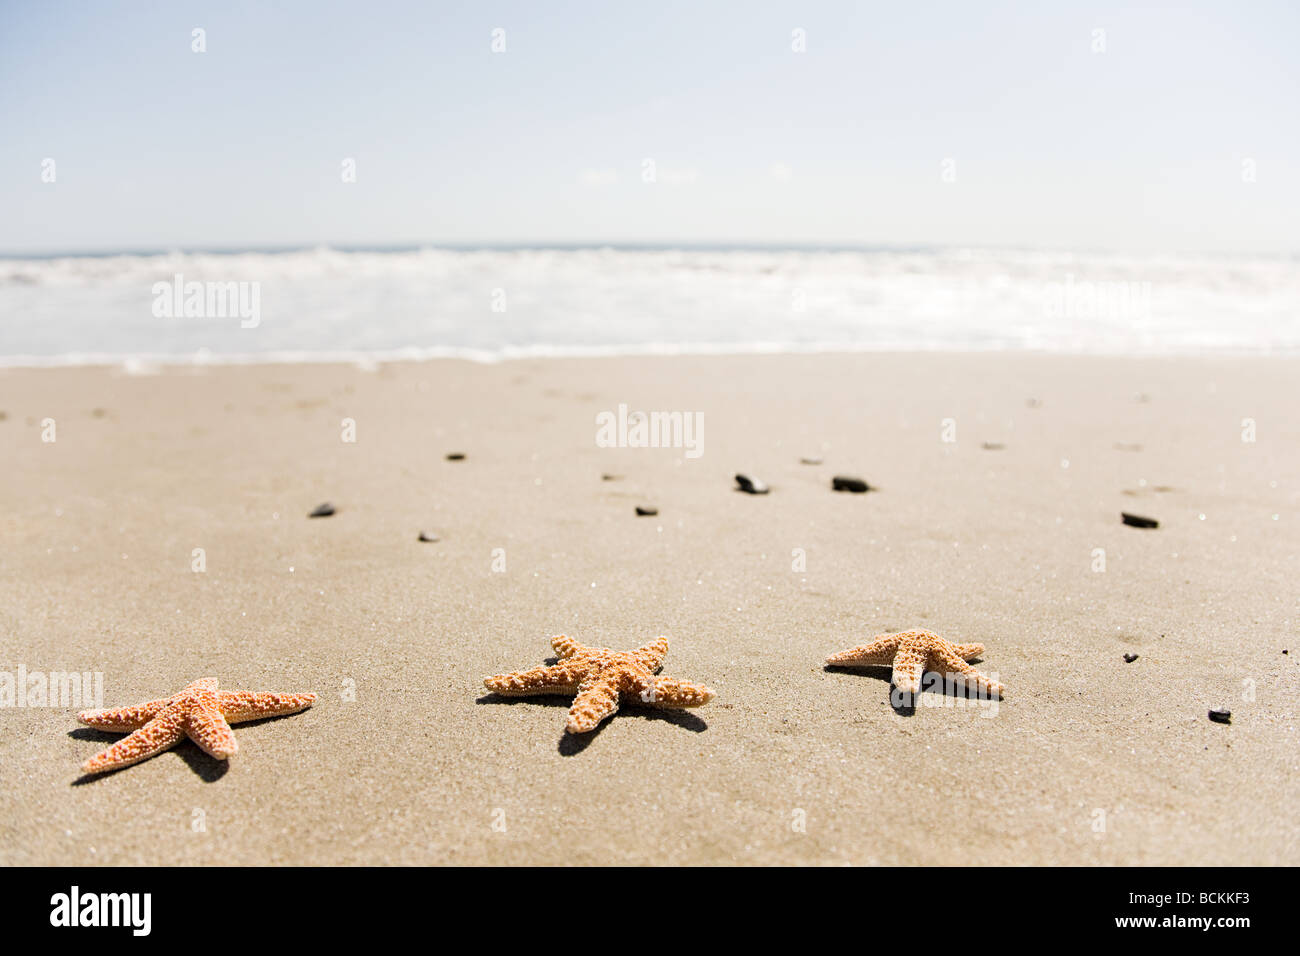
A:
[1208,708,1232,724]
[800,456,823,465]
[1123,653,1139,663]
[1121,512,1159,529]
[445,452,466,461]
[832,476,871,493]
[601,473,623,481]
[635,506,658,516]
[309,502,336,518]
[735,473,769,495]
[982,442,1006,451]
[418,531,440,542]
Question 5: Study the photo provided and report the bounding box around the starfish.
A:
[76,678,316,774]
[484,635,715,733]
[826,629,1005,698]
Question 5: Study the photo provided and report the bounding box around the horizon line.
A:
[2,239,1296,261]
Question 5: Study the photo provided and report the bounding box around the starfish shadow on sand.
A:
[68,712,304,784]
[474,692,709,755]
[823,662,995,716]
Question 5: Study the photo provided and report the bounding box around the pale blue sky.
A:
[1,0,1296,255]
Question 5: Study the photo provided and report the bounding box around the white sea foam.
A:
[0,246,1296,366]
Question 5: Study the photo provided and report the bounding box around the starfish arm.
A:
[933,648,1005,698]
[484,662,587,697]
[826,634,900,666]
[949,642,985,661]
[217,691,318,724]
[631,636,669,671]
[77,697,172,732]
[890,645,926,695]
[186,691,239,760]
[566,678,621,733]
[638,677,716,710]
[550,634,587,659]
[183,677,220,692]
[80,701,188,774]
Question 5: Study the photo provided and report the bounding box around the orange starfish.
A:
[826,629,1005,698]
[76,677,316,774]
[484,635,715,733]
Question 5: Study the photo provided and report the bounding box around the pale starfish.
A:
[76,678,316,774]
[827,629,1005,698]
[484,635,715,733]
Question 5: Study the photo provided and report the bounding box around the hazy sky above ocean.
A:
[2,0,1298,256]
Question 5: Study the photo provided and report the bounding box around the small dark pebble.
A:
[1283,649,1289,655]
[1121,512,1159,529]
[635,506,658,516]
[1208,708,1232,724]
[734,473,769,495]
[981,442,1005,451]
[1123,653,1139,663]
[800,456,823,465]
[445,452,466,461]
[601,473,623,481]
[832,475,871,493]
[308,502,335,518]
[417,531,440,543]
[91,407,107,418]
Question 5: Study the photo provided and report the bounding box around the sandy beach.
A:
[1,351,1296,865]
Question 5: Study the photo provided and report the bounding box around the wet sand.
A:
[0,352,1296,864]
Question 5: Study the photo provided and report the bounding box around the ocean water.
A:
[0,246,1296,366]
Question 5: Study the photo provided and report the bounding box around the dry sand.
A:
[0,352,1296,865]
